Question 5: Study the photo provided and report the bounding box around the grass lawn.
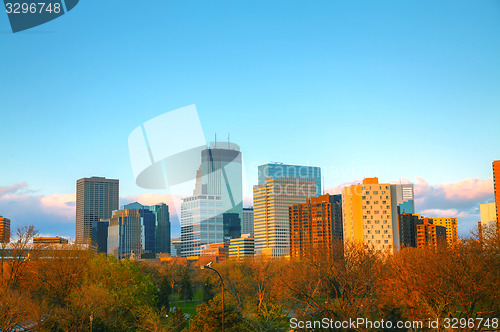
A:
[170,288,204,317]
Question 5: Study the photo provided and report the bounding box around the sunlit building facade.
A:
[0,216,11,243]
[289,194,342,258]
[342,178,400,253]
[416,218,447,249]
[431,217,458,246]
[229,234,255,259]
[480,202,496,227]
[254,177,316,257]
[180,195,224,257]
[494,160,500,232]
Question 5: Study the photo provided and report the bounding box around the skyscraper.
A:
[493,160,500,233]
[181,141,242,257]
[242,207,254,237]
[289,194,343,258]
[253,177,316,257]
[149,203,171,254]
[181,194,224,257]
[108,209,144,260]
[392,183,415,214]
[76,177,119,244]
[0,216,11,243]
[196,142,243,219]
[342,178,400,254]
[258,163,322,197]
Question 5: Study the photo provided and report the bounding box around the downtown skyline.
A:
[1,0,499,238]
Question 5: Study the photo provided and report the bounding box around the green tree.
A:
[179,265,193,301]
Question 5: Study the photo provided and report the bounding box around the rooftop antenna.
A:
[214,132,217,148]
[228,133,230,148]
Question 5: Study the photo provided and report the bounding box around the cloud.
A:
[0,183,77,239]
[324,179,363,195]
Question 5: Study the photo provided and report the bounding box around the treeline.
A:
[1,225,499,331]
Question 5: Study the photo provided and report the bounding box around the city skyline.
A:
[1,0,499,238]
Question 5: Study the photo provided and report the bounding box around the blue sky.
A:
[1,0,499,238]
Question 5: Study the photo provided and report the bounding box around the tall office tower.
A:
[258,163,322,197]
[416,218,447,249]
[493,160,500,233]
[108,209,144,260]
[431,217,458,246]
[342,178,400,254]
[392,184,415,214]
[195,142,243,220]
[242,207,254,237]
[289,194,343,259]
[76,177,119,244]
[480,202,497,227]
[123,202,170,253]
[0,216,11,243]
[149,204,170,254]
[122,202,157,253]
[180,195,224,257]
[254,177,316,257]
[399,213,420,248]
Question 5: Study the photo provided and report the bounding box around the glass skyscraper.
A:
[258,163,322,197]
[181,194,224,257]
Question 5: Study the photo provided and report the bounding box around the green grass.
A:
[170,288,204,317]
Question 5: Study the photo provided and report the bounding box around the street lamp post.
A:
[201,263,224,332]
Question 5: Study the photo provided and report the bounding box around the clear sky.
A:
[1,0,499,238]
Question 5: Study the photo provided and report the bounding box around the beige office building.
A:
[76,177,119,244]
[253,177,316,257]
[342,177,400,254]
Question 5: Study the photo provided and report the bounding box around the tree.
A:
[179,265,193,301]
[189,296,245,332]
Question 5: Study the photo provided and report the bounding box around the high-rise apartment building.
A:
[416,218,447,249]
[342,178,400,253]
[254,177,316,257]
[258,163,322,196]
[392,184,415,214]
[0,216,11,243]
[76,177,119,244]
[242,207,254,237]
[493,160,500,232]
[180,194,224,257]
[431,217,458,246]
[289,194,342,258]
[480,202,496,227]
